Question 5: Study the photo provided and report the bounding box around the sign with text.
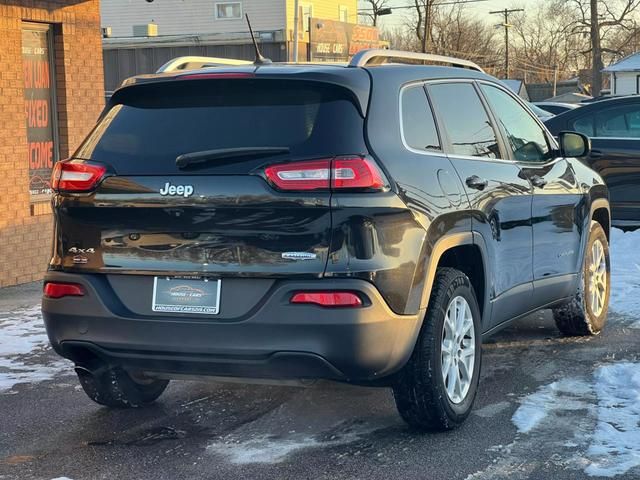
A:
[22,25,58,202]
[309,19,381,62]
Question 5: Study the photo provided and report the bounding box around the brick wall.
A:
[0,0,104,287]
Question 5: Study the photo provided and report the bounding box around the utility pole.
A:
[422,2,430,53]
[590,0,603,97]
[293,0,300,62]
[553,64,558,97]
[490,8,523,79]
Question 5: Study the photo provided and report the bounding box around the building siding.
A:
[101,0,287,37]
[285,0,357,39]
[611,72,639,96]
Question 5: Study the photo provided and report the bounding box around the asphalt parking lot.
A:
[1,282,639,480]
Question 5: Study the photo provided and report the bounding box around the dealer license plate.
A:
[152,277,221,315]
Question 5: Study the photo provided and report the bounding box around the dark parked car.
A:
[534,101,580,115]
[42,50,611,431]
[545,95,640,228]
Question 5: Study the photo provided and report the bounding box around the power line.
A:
[357,0,490,13]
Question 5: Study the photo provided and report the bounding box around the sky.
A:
[372,0,533,30]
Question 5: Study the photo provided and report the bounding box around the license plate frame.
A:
[152,276,221,315]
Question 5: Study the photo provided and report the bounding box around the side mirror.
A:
[559,131,590,158]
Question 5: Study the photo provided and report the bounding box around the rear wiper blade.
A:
[176,147,290,169]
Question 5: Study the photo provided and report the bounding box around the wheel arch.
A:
[590,198,611,241]
[419,232,491,321]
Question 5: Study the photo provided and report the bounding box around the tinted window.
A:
[428,83,499,158]
[572,104,640,138]
[572,115,595,136]
[401,85,440,152]
[75,80,365,175]
[481,85,551,162]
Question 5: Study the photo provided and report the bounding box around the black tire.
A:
[553,221,610,336]
[392,267,482,431]
[76,366,169,408]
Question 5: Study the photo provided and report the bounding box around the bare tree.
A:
[359,0,391,26]
[569,0,640,95]
[430,6,500,66]
[510,1,588,83]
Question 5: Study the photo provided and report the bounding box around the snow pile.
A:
[512,363,640,477]
[511,378,592,434]
[585,363,640,477]
[0,305,70,392]
[609,228,640,325]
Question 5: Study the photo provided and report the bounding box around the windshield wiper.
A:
[176,147,290,169]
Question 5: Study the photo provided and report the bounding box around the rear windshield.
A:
[75,79,366,175]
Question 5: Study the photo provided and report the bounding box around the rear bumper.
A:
[42,272,423,382]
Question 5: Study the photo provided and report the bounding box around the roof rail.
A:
[349,49,484,73]
[157,56,252,73]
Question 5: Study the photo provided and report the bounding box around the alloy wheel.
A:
[441,296,476,404]
[588,239,607,317]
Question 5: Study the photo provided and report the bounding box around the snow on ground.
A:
[511,378,592,434]
[208,432,353,464]
[585,363,640,477]
[609,228,640,325]
[512,363,640,477]
[0,305,70,392]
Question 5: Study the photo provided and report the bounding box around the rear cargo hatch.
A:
[51,77,369,284]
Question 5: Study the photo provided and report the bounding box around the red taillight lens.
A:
[332,157,385,190]
[44,282,85,299]
[290,291,363,308]
[51,161,107,192]
[264,157,385,192]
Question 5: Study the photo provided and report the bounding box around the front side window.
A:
[401,85,440,152]
[481,84,551,163]
[427,82,499,159]
[215,2,242,20]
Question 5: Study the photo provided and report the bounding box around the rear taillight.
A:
[44,282,85,299]
[290,291,363,308]
[51,161,106,192]
[264,157,385,192]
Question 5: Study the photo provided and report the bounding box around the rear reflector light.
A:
[51,161,106,192]
[290,292,363,308]
[264,157,385,191]
[44,282,85,299]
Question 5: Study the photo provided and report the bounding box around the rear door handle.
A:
[530,175,547,188]
[465,175,488,191]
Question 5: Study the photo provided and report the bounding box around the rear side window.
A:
[401,85,440,152]
[75,80,366,175]
[428,83,500,159]
[572,104,640,138]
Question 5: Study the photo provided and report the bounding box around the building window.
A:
[215,2,242,20]
[300,3,313,32]
[339,5,349,23]
[22,23,59,203]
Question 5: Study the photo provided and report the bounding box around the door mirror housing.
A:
[559,131,590,158]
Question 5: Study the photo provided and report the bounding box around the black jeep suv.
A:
[42,50,611,431]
